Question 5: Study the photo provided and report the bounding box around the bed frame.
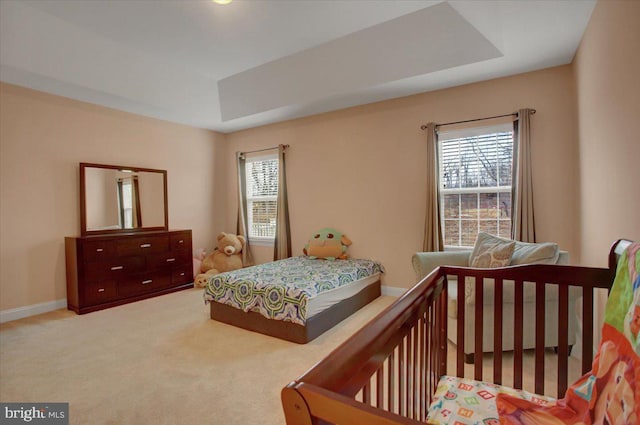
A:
[282,239,632,424]
[210,279,381,344]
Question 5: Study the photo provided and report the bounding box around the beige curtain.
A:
[423,122,444,252]
[236,152,255,266]
[273,145,291,260]
[511,108,536,242]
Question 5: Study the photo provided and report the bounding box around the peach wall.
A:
[573,0,640,267]
[0,83,226,311]
[7,0,635,312]
[225,65,580,289]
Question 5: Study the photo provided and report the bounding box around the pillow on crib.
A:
[469,233,515,268]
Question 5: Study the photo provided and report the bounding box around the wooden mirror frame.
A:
[79,162,168,236]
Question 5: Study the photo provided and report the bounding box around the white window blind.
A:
[246,156,279,241]
[438,123,514,247]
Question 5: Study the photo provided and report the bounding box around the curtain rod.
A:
[238,144,289,156]
[420,109,536,130]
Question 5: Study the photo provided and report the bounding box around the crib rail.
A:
[441,263,613,397]
[282,241,624,425]
[283,269,448,425]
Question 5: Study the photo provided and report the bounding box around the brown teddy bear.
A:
[194,232,245,288]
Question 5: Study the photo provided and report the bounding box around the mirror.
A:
[80,163,168,235]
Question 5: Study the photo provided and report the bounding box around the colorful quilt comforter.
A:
[427,375,555,425]
[203,256,384,326]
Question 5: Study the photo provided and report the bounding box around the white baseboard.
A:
[381,285,407,298]
[0,299,68,324]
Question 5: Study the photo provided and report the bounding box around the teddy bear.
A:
[194,232,245,288]
[192,247,206,279]
[303,228,352,260]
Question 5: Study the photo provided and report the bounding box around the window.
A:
[245,155,279,244]
[120,178,133,228]
[438,123,514,248]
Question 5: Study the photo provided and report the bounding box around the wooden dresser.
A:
[65,230,194,314]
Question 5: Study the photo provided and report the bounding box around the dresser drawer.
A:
[119,272,172,297]
[82,240,116,262]
[84,256,145,281]
[116,235,169,256]
[170,232,191,252]
[83,280,118,306]
[147,252,190,270]
[171,266,193,285]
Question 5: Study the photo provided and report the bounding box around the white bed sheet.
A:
[307,272,381,318]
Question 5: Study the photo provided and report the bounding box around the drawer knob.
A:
[111,266,124,271]
[98,288,105,293]
[180,272,185,276]
[142,279,153,285]
[166,258,176,262]
[140,243,152,248]
[96,248,104,252]
[178,240,184,244]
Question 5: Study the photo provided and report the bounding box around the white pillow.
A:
[511,241,559,265]
[469,232,560,266]
[469,233,515,268]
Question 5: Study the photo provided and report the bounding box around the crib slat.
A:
[387,350,394,413]
[557,284,569,396]
[431,301,437,402]
[405,332,413,419]
[514,280,524,389]
[376,367,383,409]
[456,274,465,377]
[425,305,431,412]
[439,284,448,379]
[493,278,504,385]
[474,275,484,380]
[535,281,545,395]
[582,288,594,374]
[411,322,417,419]
[363,382,370,405]
[430,301,436,412]
[399,339,405,417]
[419,309,425,420]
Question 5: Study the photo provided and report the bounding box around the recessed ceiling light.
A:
[213,0,232,4]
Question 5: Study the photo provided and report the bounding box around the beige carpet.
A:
[1,289,585,424]
[0,289,395,425]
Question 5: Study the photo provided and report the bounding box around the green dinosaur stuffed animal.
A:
[303,228,352,260]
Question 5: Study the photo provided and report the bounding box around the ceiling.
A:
[0,0,596,133]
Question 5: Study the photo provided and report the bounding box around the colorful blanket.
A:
[497,243,640,424]
[427,375,554,424]
[203,256,384,326]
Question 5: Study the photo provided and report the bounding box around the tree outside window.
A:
[439,125,513,247]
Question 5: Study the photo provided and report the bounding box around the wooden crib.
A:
[282,239,631,425]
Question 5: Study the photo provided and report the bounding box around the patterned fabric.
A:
[497,243,640,424]
[470,233,515,268]
[427,375,554,425]
[203,256,384,325]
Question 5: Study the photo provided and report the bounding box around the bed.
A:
[203,256,384,343]
[282,239,635,424]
